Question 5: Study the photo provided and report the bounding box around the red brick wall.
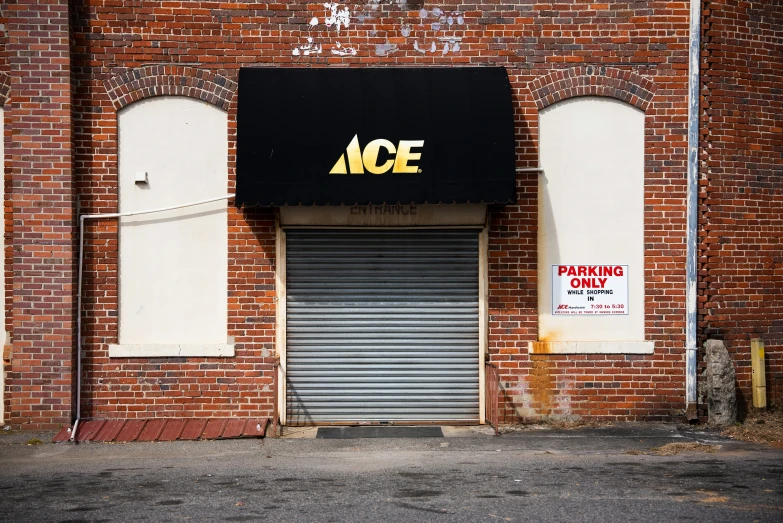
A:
[492,60,689,422]
[3,1,694,425]
[1,6,9,423]
[6,0,75,429]
[699,1,783,412]
[0,7,8,82]
[77,66,275,420]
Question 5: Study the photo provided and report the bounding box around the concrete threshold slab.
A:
[280,426,319,439]
[279,425,497,439]
[317,426,444,439]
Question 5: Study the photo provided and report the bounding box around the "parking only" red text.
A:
[558,265,624,289]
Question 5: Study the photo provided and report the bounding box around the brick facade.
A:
[0,1,779,428]
[6,0,75,429]
[1,10,9,422]
[699,1,783,412]
[0,72,9,105]
[529,66,656,111]
[104,65,237,111]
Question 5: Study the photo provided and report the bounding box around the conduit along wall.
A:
[73,194,235,441]
[684,0,701,421]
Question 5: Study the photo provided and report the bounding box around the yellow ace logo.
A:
[330,135,424,174]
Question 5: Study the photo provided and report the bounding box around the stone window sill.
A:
[528,341,654,355]
[108,344,235,358]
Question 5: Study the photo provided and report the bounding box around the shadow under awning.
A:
[236,67,517,207]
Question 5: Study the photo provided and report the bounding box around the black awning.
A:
[236,67,516,206]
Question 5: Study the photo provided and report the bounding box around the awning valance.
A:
[236,67,516,206]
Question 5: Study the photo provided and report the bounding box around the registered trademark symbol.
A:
[417,169,422,173]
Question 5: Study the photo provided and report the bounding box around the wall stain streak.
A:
[529,357,556,416]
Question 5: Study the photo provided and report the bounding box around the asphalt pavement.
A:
[1,423,781,522]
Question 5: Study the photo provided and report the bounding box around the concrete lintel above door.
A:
[279,204,487,227]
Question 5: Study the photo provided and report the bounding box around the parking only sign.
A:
[552,265,629,315]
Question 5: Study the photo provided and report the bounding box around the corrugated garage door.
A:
[286,229,479,424]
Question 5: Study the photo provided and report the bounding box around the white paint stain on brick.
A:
[324,2,351,32]
[294,2,467,57]
[293,2,357,56]
[412,6,466,54]
[293,37,323,57]
[507,377,536,418]
[331,42,357,56]
[375,42,398,56]
[555,377,574,416]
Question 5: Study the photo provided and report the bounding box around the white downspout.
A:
[685,0,701,421]
[71,193,235,441]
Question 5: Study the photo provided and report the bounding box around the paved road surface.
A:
[1,424,781,522]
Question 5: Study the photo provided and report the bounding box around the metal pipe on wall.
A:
[685,0,701,421]
[71,194,235,441]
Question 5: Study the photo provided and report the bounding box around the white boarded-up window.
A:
[113,97,230,356]
[538,97,647,349]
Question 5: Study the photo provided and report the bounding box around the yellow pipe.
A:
[750,338,766,409]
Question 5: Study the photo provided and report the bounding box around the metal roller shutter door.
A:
[286,229,479,424]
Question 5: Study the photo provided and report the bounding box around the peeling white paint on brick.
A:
[555,378,575,416]
[294,2,467,57]
[412,6,466,54]
[375,42,398,56]
[293,37,323,57]
[293,2,357,56]
[324,2,351,32]
[331,42,357,56]
[508,377,535,418]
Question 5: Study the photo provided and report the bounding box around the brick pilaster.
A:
[698,1,783,413]
[8,0,74,429]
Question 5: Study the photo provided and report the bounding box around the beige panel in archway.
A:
[538,97,645,345]
[117,97,228,349]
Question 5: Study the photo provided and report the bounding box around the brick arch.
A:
[0,71,10,106]
[529,66,656,112]
[104,65,237,111]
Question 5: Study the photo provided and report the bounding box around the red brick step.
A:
[93,420,126,442]
[75,420,106,442]
[52,417,271,443]
[158,419,187,442]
